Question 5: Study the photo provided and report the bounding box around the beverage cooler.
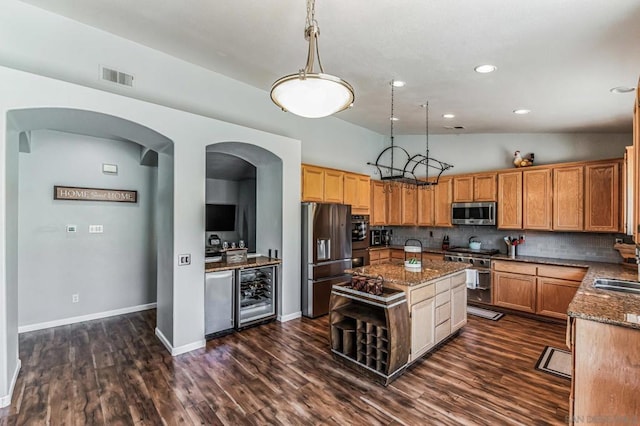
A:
[236,265,277,329]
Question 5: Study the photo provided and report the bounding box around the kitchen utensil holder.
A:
[509,245,516,258]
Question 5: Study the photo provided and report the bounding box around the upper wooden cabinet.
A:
[585,161,620,232]
[401,185,418,225]
[370,180,387,226]
[453,176,473,202]
[302,164,371,214]
[387,182,403,225]
[553,166,584,231]
[418,186,435,226]
[323,169,344,203]
[301,164,325,202]
[453,173,497,202]
[434,178,453,227]
[301,164,344,203]
[634,84,640,242]
[497,171,522,229]
[344,172,371,215]
[523,168,553,230]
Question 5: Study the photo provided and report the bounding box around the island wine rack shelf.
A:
[329,283,410,386]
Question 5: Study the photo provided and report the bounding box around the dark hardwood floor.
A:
[0,309,570,425]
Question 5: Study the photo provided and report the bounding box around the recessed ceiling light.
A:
[391,80,406,87]
[390,117,399,121]
[513,109,531,115]
[443,113,455,119]
[474,64,497,74]
[610,86,635,94]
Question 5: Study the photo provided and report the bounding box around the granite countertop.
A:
[205,256,281,273]
[368,245,446,255]
[493,254,640,330]
[346,260,467,287]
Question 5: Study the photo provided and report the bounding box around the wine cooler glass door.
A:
[237,265,276,328]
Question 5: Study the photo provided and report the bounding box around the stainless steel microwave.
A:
[451,202,496,225]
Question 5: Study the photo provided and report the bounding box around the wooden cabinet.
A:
[493,271,537,313]
[301,164,344,203]
[323,169,344,203]
[585,161,620,232]
[634,84,640,242]
[390,249,404,261]
[553,166,584,231]
[497,171,523,229]
[401,185,418,225]
[453,176,474,202]
[368,248,390,265]
[370,181,387,226]
[536,277,580,319]
[410,297,436,360]
[386,183,402,225]
[474,173,498,202]
[417,186,435,226]
[450,278,467,332]
[301,164,325,202]
[453,173,497,202]
[386,271,465,363]
[329,283,410,385]
[571,318,640,422]
[492,260,586,319]
[433,178,453,227]
[523,168,552,230]
[344,173,370,215]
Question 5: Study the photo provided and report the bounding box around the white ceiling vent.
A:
[100,65,134,87]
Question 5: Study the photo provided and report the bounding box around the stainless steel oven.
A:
[445,248,496,304]
[351,248,370,267]
[351,215,370,250]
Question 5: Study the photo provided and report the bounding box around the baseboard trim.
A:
[155,327,205,356]
[18,303,157,333]
[278,311,302,322]
[0,359,21,408]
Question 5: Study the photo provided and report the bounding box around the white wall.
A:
[0,66,302,403]
[17,130,156,327]
[393,133,630,176]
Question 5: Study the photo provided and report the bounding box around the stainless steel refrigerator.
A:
[302,203,352,318]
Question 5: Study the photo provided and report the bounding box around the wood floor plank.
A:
[8,309,570,425]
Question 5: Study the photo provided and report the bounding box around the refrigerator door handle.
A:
[317,238,331,261]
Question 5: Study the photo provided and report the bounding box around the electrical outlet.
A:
[178,254,191,266]
[615,238,623,244]
[429,231,433,237]
[72,294,79,303]
[89,225,104,233]
[66,224,77,233]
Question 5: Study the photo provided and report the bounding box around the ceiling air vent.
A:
[100,65,134,87]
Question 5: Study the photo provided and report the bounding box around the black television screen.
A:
[206,204,236,231]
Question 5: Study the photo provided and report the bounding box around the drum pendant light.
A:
[270,0,354,118]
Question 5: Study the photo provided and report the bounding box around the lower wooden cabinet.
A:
[570,318,640,421]
[493,271,537,313]
[536,277,580,319]
[410,297,436,359]
[387,271,466,363]
[450,282,467,331]
[492,260,586,319]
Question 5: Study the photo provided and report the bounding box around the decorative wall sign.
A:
[54,186,137,203]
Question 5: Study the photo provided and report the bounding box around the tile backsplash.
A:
[376,225,627,263]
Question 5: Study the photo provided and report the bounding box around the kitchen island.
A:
[565,262,640,423]
[333,260,468,383]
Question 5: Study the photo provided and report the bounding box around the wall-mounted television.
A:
[206,204,236,231]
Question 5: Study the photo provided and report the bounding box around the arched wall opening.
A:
[5,107,174,334]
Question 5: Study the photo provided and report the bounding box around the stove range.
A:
[444,247,499,268]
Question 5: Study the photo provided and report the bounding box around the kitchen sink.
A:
[593,278,640,294]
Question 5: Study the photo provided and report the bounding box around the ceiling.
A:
[19,0,640,135]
